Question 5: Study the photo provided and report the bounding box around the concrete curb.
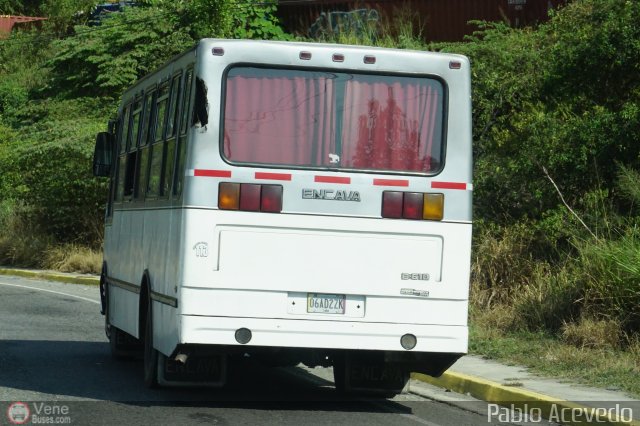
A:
[0,268,99,286]
[412,371,640,426]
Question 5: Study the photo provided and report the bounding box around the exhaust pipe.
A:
[174,352,189,365]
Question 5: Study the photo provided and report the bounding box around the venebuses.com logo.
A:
[5,402,72,425]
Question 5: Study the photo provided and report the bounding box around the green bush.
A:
[231,0,291,40]
[0,98,109,244]
[46,5,195,98]
[576,229,640,333]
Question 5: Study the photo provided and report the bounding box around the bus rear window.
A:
[223,67,445,174]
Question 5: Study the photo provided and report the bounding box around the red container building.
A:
[276,0,568,42]
[0,15,47,38]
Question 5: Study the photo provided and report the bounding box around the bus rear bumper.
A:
[179,315,468,354]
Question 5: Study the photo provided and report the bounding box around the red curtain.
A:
[341,80,441,173]
[224,75,336,165]
[224,70,442,173]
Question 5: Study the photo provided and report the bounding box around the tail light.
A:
[218,183,240,210]
[403,192,424,220]
[239,184,261,211]
[381,191,444,221]
[382,192,403,218]
[260,185,283,213]
[219,182,282,213]
[423,193,444,221]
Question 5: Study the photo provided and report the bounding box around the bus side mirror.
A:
[93,132,115,177]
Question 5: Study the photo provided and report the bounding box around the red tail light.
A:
[403,192,423,220]
[219,183,282,213]
[239,184,261,211]
[382,192,403,218]
[261,185,283,213]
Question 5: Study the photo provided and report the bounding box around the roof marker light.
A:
[364,55,376,64]
[449,61,461,69]
[212,47,225,56]
[332,53,344,62]
[299,51,312,60]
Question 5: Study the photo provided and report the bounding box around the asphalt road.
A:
[0,275,509,425]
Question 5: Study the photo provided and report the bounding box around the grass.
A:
[43,244,102,274]
[470,313,640,398]
[0,201,102,275]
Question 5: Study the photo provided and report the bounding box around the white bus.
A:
[93,39,472,393]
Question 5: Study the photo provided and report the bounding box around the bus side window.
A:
[119,105,131,154]
[136,89,155,200]
[148,82,170,198]
[115,105,131,202]
[107,118,121,216]
[174,68,193,197]
[124,99,142,199]
[162,72,182,197]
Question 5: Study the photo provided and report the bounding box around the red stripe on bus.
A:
[255,172,292,181]
[194,169,232,178]
[315,176,351,184]
[373,179,409,187]
[431,181,468,190]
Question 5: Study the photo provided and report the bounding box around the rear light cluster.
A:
[382,191,444,221]
[218,183,282,213]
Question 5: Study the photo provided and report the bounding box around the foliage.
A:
[179,0,235,40]
[576,228,640,333]
[45,5,194,99]
[231,0,291,40]
[39,0,98,35]
[0,28,53,97]
[44,244,102,273]
[437,1,640,234]
[0,98,109,243]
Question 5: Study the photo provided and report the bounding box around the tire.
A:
[332,353,346,393]
[143,295,159,388]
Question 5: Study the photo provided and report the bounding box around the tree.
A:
[46,5,194,98]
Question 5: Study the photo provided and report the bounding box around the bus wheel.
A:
[332,353,347,393]
[143,295,159,388]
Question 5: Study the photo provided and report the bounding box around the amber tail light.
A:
[219,182,282,213]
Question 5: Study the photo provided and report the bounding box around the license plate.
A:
[307,293,346,314]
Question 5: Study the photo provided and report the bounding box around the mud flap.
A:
[157,352,227,387]
[340,351,409,394]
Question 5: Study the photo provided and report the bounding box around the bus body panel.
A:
[180,288,469,326]
[180,316,468,353]
[179,210,471,300]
